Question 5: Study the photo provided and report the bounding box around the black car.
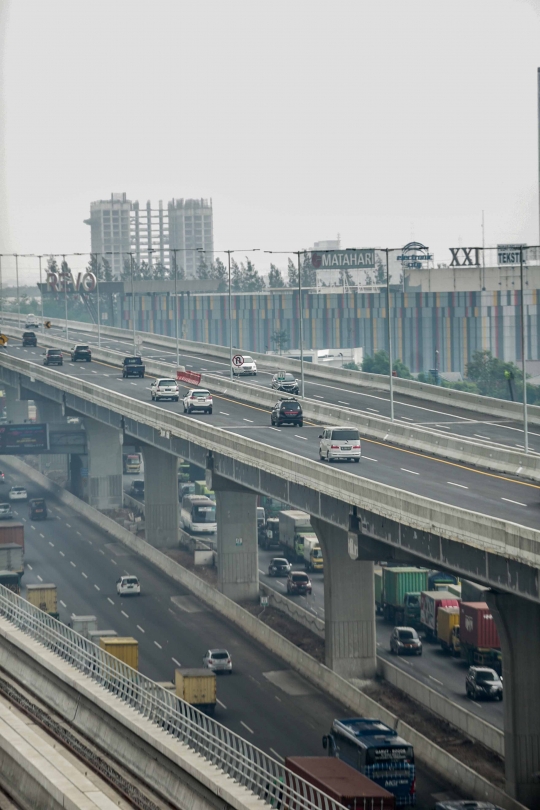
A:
[271,372,299,395]
[43,348,63,366]
[22,331,37,347]
[465,667,503,701]
[268,557,292,577]
[122,356,145,378]
[28,498,47,520]
[71,344,92,362]
[271,399,303,427]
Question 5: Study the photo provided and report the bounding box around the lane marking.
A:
[401,468,419,475]
[367,407,379,412]
[338,400,349,405]
[31,525,36,530]
[294,435,308,440]
[362,456,378,462]
[313,395,324,399]
[429,675,444,686]
[59,551,65,557]
[70,561,76,567]
[172,657,181,667]
[474,434,491,441]
[121,610,129,618]
[107,597,114,605]
[448,482,469,489]
[216,698,227,709]
[268,427,281,431]
[27,565,33,571]
[82,572,88,578]
[501,497,527,507]
[137,625,145,633]
[243,418,254,423]
[94,584,100,591]
[37,575,43,582]
[400,416,414,421]
[154,641,162,649]
[270,747,284,762]
[76,531,81,536]
[219,411,230,416]
[240,721,254,734]
[66,523,71,528]
[111,558,117,565]
[60,600,66,608]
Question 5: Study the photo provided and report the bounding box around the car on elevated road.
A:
[70,344,92,362]
[116,575,141,596]
[203,648,232,673]
[268,557,292,577]
[390,626,422,656]
[319,427,361,463]
[122,356,145,378]
[24,315,40,329]
[182,388,213,414]
[22,331,37,347]
[232,355,257,376]
[43,348,63,366]
[466,667,503,701]
[150,378,179,402]
[9,487,27,501]
[271,399,303,427]
[0,503,13,519]
[271,371,299,394]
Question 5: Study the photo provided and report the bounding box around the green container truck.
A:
[382,567,429,624]
[375,570,383,614]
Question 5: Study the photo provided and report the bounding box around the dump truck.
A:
[420,590,460,638]
[175,668,216,716]
[303,535,323,572]
[26,583,58,618]
[0,522,24,576]
[279,510,312,562]
[380,567,429,624]
[459,602,500,666]
[100,636,139,670]
[285,757,395,810]
[437,606,460,654]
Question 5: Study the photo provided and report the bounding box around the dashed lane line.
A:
[172,657,181,667]
[137,625,145,633]
[37,575,43,582]
[448,482,469,489]
[60,600,66,608]
[94,584,100,591]
[240,721,254,734]
[216,698,227,709]
[27,565,32,571]
[70,561,76,567]
[501,497,527,507]
[154,641,162,649]
[121,610,129,618]
[401,468,419,475]
[107,597,114,605]
[59,551,65,557]
[82,572,88,578]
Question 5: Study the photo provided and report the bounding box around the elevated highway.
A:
[1,336,540,805]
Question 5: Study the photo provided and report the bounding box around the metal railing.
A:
[0,585,345,810]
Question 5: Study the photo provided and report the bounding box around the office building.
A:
[168,198,214,277]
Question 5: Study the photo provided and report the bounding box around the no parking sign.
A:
[232,354,244,368]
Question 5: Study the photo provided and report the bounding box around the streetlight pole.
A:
[129,253,137,354]
[96,253,102,348]
[38,256,44,328]
[0,256,3,330]
[172,249,179,367]
[61,255,69,341]
[384,248,394,422]
[15,254,20,328]
[520,245,529,453]
[297,251,305,398]
[227,250,233,380]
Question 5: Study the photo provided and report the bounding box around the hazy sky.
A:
[1,0,539,283]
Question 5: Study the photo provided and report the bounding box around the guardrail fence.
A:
[0,584,345,810]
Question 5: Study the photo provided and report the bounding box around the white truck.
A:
[279,510,312,563]
[303,534,323,572]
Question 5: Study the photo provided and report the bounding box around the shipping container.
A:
[285,757,395,810]
[0,522,24,551]
[0,544,24,574]
[437,606,460,652]
[88,629,117,643]
[100,637,139,670]
[175,668,216,715]
[460,602,500,650]
[26,583,58,616]
[194,481,215,500]
[70,614,98,638]
[382,567,429,623]
[420,591,460,637]
[279,511,311,561]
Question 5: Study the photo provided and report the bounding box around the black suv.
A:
[29,498,47,520]
[71,344,92,362]
[43,348,63,366]
[268,557,291,577]
[271,399,303,427]
[271,372,299,394]
[465,667,503,701]
[122,356,145,378]
[22,331,37,347]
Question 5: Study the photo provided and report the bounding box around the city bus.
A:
[323,717,415,806]
[180,494,217,534]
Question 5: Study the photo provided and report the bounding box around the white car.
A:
[319,427,361,463]
[0,503,13,519]
[25,315,40,329]
[183,389,213,414]
[116,575,141,596]
[232,355,257,376]
[150,378,179,402]
[8,486,28,501]
[203,648,232,673]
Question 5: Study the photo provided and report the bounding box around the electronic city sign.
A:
[0,423,49,455]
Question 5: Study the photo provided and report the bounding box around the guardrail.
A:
[0,583,345,810]
[1,350,539,575]
[8,312,540,425]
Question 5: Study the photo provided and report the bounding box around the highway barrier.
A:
[8,312,540,425]
[4,457,523,810]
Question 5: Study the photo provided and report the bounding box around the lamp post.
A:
[38,256,44,328]
[227,250,233,380]
[0,256,3,330]
[382,248,395,422]
[519,245,529,454]
[296,251,305,398]
[96,253,102,348]
[172,248,180,368]
[129,253,137,354]
[15,254,20,328]
[61,255,69,341]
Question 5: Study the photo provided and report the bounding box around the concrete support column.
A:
[35,399,67,478]
[142,445,178,549]
[4,386,28,424]
[84,419,123,510]
[487,592,540,807]
[311,517,376,680]
[210,472,258,602]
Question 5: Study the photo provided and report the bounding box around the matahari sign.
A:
[310,249,375,271]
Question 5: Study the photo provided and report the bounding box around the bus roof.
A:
[333,718,411,748]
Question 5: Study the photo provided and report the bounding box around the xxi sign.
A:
[449,247,481,267]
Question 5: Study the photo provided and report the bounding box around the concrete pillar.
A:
[311,517,376,680]
[4,386,28,424]
[35,399,68,479]
[84,419,123,510]
[142,445,178,549]
[487,592,540,807]
[211,472,258,602]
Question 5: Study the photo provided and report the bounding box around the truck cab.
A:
[403,592,421,626]
[122,356,145,378]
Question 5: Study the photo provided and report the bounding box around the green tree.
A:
[153,261,169,280]
[138,260,152,280]
[100,256,113,282]
[231,259,242,292]
[339,267,355,287]
[301,253,317,287]
[271,329,289,354]
[374,254,386,284]
[343,361,360,371]
[268,264,286,288]
[240,258,265,291]
[466,350,522,400]
[196,254,210,280]
[362,350,412,378]
[287,258,298,287]
[211,257,228,292]
[47,256,59,275]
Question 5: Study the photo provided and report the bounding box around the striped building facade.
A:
[119,288,538,374]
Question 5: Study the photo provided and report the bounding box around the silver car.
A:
[150,378,179,402]
[0,503,13,520]
[319,427,361,463]
[203,648,232,673]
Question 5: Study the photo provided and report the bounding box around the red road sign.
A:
[232,354,244,367]
[177,370,202,386]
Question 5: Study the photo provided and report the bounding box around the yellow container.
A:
[100,637,139,670]
[26,584,58,615]
[175,668,216,707]
[437,607,460,649]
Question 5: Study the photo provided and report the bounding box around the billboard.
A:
[0,423,49,454]
[310,249,376,271]
[497,244,527,265]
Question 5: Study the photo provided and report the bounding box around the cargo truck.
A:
[279,510,311,562]
[0,571,21,594]
[175,668,216,716]
[259,517,280,550]
[380,567,429,624]
[0,522,24,557]
[123,453,141,474]
[100,636,139,670]
[285,757,395,810]
[427,570,459,591]
[26,583,58,618]
[420,591,460,638]
[374,570,383,614]
[459,602,500,666]
[303,535,323,572]
[0,544,23,577]
[436,606,460,654]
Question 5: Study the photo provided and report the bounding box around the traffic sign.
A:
[0,335,8,346]
[232,354,244,367]
[44,321,52,329]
